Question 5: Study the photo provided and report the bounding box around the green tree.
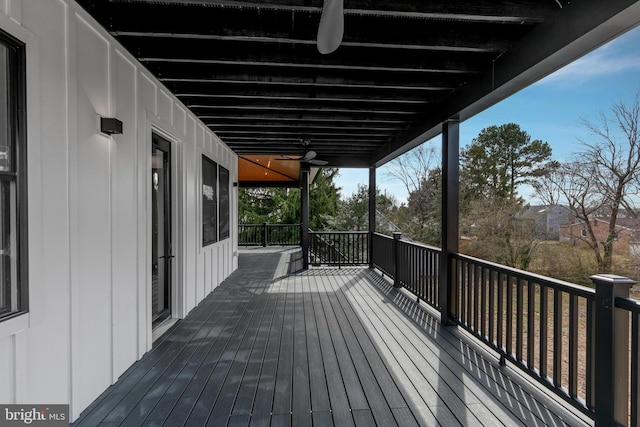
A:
[461,123,552,200]
[238,167,340,231]
[331,184,398,232]
[309,168,341,230]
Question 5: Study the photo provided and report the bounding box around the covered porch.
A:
[72,248,588,426]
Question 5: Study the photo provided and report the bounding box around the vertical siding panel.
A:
[0,335,12,402]
[158,89,172,125]
[21,0,71,409]
[184,115,197,314]
[174,104,186,136]
[112,49,138,380]
[140,73,156,115]
[74,14,112,413]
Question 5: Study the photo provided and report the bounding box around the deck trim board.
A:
[72,249,591,427]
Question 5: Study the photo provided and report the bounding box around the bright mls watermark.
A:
[0,405,68,426]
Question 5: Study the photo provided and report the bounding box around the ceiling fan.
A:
[317,0,344,54]
[277,140,329,166]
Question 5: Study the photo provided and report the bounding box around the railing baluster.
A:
[497,272,504,351]
[569,293,578,398]
[553,289,563,388]
[586,298,594,410]
[467,261,473,327]
[539,285,548,379]
[474,264,480,333]
[516,277,523,362]
[488,270,495,345]
[480,266,486,339]
[632,313,639,427]
[527,280,535,369]
[506,274,513,357]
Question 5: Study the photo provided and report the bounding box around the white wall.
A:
[0,0,238,421]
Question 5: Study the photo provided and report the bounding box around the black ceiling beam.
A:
[147,63,467,89]
[161,77,456,92]
[180,97,427,112]
[125,39,494,74]
[167,82,447,101]
[90,0,557,23]
[198,115,410,126]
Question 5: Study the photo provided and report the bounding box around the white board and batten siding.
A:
[0,0,238,421]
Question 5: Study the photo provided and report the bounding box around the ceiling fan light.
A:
[317,0,344,54]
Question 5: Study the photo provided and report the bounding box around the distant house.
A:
[559,217,640,256]
[521,205,572,240]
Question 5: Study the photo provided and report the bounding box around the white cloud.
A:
[539,28,640,85]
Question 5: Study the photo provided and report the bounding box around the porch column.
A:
[439,119,459,326]
[368,166,376,267]
[301,166,310,269]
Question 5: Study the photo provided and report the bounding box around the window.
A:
[218,166,230,240]
[581,229,587,237]
[0,31,26,321]
[202,155,218,245]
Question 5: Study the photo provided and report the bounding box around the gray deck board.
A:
[72,247,592,427]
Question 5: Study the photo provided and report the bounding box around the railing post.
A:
[591,274,635,426]
[393,232,402,288]
[262,222,267,247]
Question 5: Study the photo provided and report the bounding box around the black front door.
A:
[151,133,172,326]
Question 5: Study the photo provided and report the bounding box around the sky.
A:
[334,24,640,205]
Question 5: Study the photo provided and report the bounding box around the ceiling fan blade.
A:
[308,159,328,166]
[303,150,317,161]
[317,0,344,54]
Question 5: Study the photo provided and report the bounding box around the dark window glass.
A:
[202,156,218,245]
[0,31,26,321]
[219,166,230,240]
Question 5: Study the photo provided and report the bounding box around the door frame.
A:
[144,120,183,350]
[151,132,172,327]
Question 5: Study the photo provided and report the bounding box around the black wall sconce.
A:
[233,182,239,187]
[100,117,123,135]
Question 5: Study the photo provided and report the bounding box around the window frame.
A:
[0,29,27,321]
[218,165,230,241]
[202,155,218,246]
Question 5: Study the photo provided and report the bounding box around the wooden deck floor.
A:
[72,248,592,427]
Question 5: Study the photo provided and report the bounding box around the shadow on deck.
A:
[72,247,591,426]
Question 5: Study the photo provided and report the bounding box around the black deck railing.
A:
[371,231,638,426]
[451,253,596,415]
[238,223,300,246]
[309,231,369,266]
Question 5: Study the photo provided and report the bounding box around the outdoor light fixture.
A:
[233,182,239,187]
[100,117,123,135]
